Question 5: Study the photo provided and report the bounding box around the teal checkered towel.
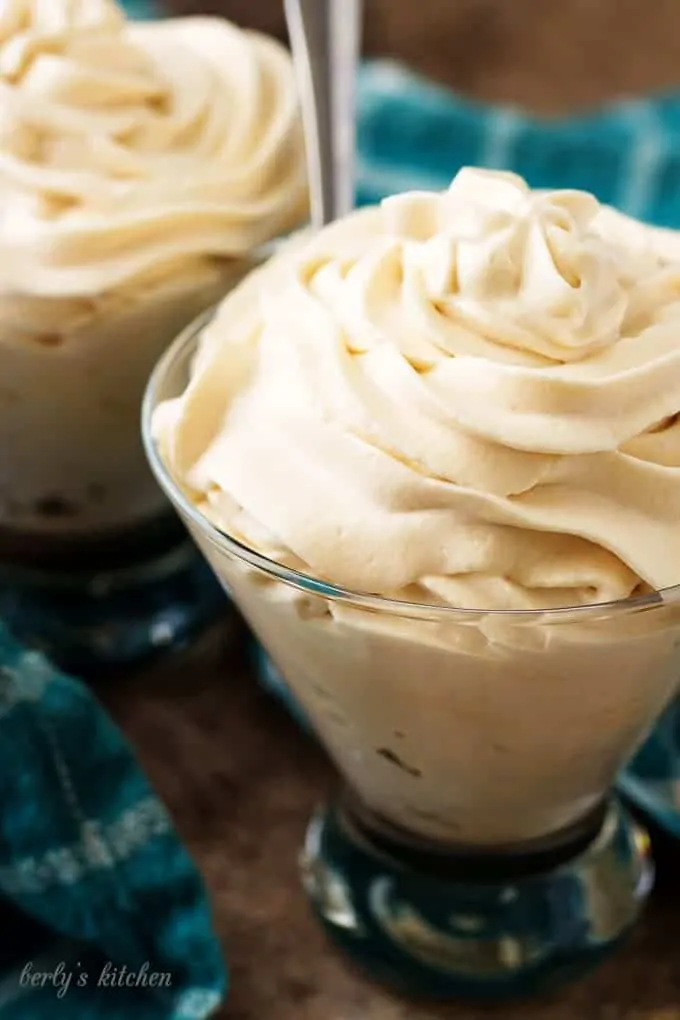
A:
[0,625,226,1020]
[356,60,680,224]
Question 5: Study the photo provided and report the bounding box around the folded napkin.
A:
[0,624,226,1020]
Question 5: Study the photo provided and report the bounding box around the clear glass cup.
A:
[0,259,260,676]
[143,313,680,1000]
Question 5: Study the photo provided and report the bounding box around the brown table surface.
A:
[101,622,680,1020]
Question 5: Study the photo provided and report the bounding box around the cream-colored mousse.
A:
[0,0,307,536]
[154,168,680,845]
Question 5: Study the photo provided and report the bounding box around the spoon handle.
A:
[284,0,363,227]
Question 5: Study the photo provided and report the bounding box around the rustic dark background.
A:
[166,0,680,114]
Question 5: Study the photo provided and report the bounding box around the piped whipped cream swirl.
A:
[0,0,307,298]
[156,168,680,610]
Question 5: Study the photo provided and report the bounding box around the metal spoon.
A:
[284,0,363,228]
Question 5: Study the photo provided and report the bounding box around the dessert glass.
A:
[143,313,680,1000]
[0,258,255,674]
[0,2,307,674]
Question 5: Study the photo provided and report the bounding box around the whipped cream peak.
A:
[155,168,680,609]
[382,168,631,363]
[0,0,121,39]
[0,1,124,82]
[0,0,307,298]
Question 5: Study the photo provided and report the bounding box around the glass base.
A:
[619,697,680,838]
[0,532,231,678]
[300,796,653,1000]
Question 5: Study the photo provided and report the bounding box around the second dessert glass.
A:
[143,315,680,1000]
[0,260,250,674]
[0,2,307,674]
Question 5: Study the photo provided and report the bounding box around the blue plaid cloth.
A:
[121,0,159,18]
[0,625,226,1020]
[356,60,680,225]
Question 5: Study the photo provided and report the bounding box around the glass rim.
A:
[142,308,680,622]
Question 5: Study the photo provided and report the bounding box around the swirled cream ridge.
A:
[155,168,680,610]
[0,0,307,301]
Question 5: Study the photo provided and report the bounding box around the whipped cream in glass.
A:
[0,0,307,537]
[152,168,680,844]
